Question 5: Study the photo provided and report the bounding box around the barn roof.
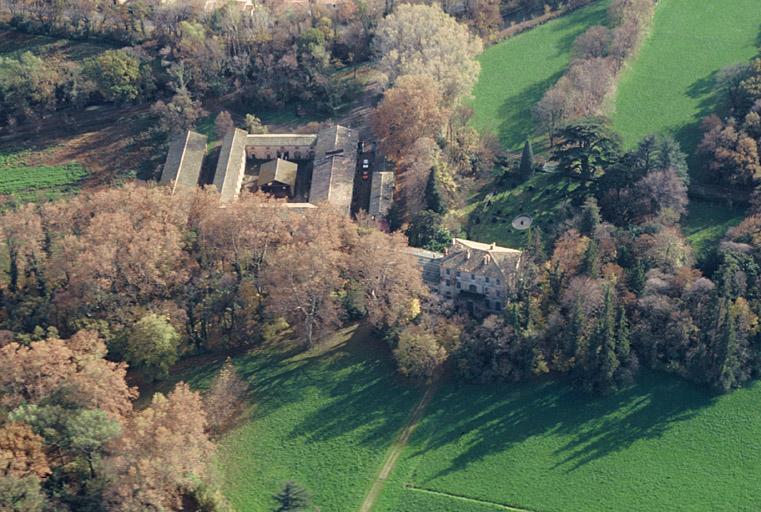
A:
[259,158,298,189]
[214,128,248,203]
[159,130,207,193]
[369,171,394,217]
[309,124,358,215]
[246,133,318,148]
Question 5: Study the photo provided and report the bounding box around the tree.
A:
[425,168,446,214]
[518,140,535,180]
[572,25,612,59]
[125,314,181,381]
[83,49,143,103]
[405,210,452,252]
[373,3,483,101]
[66,409,121,478]
[245,113,268,134]
[152,87,206,136]
[534,85,569,147]
[552,117,622,179]
[393,324,447,378]
[104,383,214,511]
[0,423,50,479]
[371,74,447,161]
[579,196,601,236]
[0,476,45,512]
[204,358,248,436]
[273,481,311,512]
[214,110,234,139]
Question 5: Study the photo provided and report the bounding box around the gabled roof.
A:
[369,171,394,216]
[309,124,358,215]
[246,133,318,148]
[440,238,522,281]
[259,158,298,189]
[214,128,248,203]
[160,130,207,193]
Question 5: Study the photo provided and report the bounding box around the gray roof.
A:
[259,158,298,189]
[214,128,248,203]
[160,131,207,193]
[309,125,358,215]
[403,247,443,286]
[440,238,523,281]
[246,133,318,148]
[369,171,394,216]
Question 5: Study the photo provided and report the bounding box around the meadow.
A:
[207,325,423,511]
[611,0,761,177]
[683,199,744,260]
[0,151,87,204]
[376,371,761,512]
[471,0,611,150]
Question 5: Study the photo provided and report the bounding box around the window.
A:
[456,282,461,289]
[494,302,502,310]
[446,269,450,275]
[456,271,461,277]
[496,279,501,285]
[485,300,490,309]
[471,273,476,280]
[484,287,490,295]
[486,277,490,283]
[445,292,452,299]
[468,284,477,293]
[497,291,503,298]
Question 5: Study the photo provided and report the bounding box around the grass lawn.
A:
[612,0,761,178]
[208,324,423,511]
[0,29,114,61]
[471,0,611,151]
[0,151,87,204]
[376,370,761,512]
[466,172,590,248]
[683,199,744,259]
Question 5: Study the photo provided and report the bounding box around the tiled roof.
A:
[214,128,248,203]
[309,125,358,216]
[159,131,207,193]
[258,158,298,189]
[246,134,318,148]
[369,171,394,216]
[440,238,522,281]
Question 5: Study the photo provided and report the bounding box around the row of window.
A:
[443,268,501,285]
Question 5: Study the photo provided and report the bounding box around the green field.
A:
[471,0,611,150]
[0,151,87,203]
[612,0,761,176]
[0,29,113,61]
[467,172,590,248]
[683,199,744,259]
[212,325,423,511]
[376,371,761,512]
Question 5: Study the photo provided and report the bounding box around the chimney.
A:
[466,250,471,260]
[491,242,496,250]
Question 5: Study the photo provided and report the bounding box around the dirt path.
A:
[404,486,537,512]
[358,374,441,512]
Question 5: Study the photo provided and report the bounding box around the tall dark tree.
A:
[552,117,622,180]
[274,481,311,512]
[579,197,601,236]
[713,301,741,392]
[582,239,600,278]
[425,169,446,214]
[519,139,535,180]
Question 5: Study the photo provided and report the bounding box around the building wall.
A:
[438,266,508,312]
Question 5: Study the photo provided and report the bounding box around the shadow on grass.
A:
[497,72,563,149]
[412,371,716,482]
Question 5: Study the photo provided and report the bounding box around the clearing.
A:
[0,150,87,206]
[611,0,761,178]
[471,0,611,151]
[213,324,423,511]
[374,371,761,512]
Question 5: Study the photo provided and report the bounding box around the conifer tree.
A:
[274,481,311,512]
[582,239,600,278]
[519,139,535,180]
[714,302,739,392]
[597,287,619,391]
[579,197,601,236]
[424,169,446,214]
[615,304,630,360]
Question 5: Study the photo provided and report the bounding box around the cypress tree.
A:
[425,168,446,214]
[629,260,646,295]
[274,481,311,512]
[615,304,630,360]
[596,286,619,391]
[582,239,600,278]
[715,302,739,392]
[519,139,535,180]
[579,197,601,236]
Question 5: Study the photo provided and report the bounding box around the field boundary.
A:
[405,485,538,512]
[358,374,442,512]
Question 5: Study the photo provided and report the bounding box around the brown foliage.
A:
[204,358,248,436]
[371,74,447,161]
[0,422,50,479]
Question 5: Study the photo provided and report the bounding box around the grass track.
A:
[376,371,761,512]
[612,0,761,178]
[0,151,87,204]
[471,0,611,150]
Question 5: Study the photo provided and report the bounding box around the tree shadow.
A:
[286,325,424,449]
[409,371,716,483]
[498,72,564,149]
